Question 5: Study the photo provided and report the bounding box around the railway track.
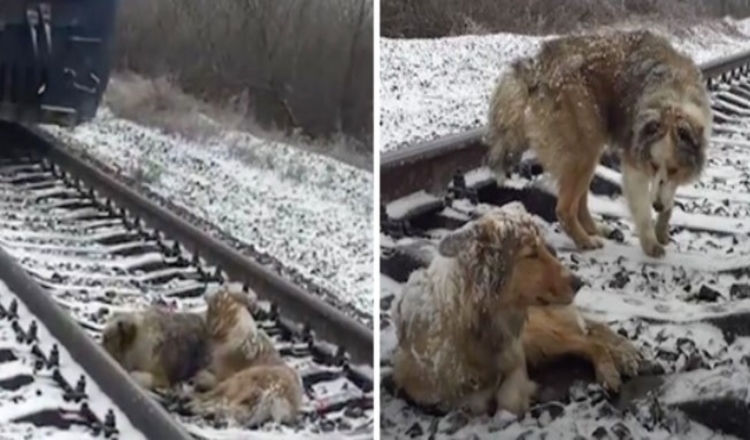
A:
[380,49,750,439]
[0,122,373,439]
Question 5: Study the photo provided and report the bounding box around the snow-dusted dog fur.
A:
[101,307,211,390]
[391,204,585,415]
[523,305,642,392]
[486,30,711,258]
[190,285,303,426]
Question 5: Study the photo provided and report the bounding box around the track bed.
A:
[380,51,750,439]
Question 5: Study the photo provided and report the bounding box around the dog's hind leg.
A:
[577,185,613,238]
[556,165,603,250]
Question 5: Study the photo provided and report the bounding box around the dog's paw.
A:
[655,225,670,246]
[640,237,665,258]
[130,370,157,390]
[192,369,217,392]
[595,222,614,238]
[578,236,604,250]
[612,342,643,378]
[496,378,535,416]
[595,361,622,392]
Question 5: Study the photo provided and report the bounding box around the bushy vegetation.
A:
[381,0,750,38]
[110,0,373,167]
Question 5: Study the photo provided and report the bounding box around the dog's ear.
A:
[438,223,478,258]
[230,288,259,314]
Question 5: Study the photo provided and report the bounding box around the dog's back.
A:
[488,30,707,168]
[101,307,211,389]
[192,285,302,425]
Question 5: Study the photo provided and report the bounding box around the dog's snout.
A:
[570,275,585,294]
[652,201,664,212]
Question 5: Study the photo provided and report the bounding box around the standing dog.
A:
[190,285,303,426]
[391,204,585,415]
[486,30,711,257]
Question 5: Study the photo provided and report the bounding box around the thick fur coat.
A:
[391,203,585,415]
[189,285,303,426]
[486,30,711,258]
[101,307,211,390]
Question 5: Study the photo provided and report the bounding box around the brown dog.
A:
[100,307,211,390]
[190,285,303,426]
[391,203,584,415]
[523,305,642,392]
[486,30,711,258]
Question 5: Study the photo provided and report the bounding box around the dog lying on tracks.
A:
[390,204,585,415]
[100,306,211,390]
[486,29,711,258]
[101,284,303,426]
[188,285,303,426]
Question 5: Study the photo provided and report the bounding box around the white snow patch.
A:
[43,109,373,321]
[380,19,750,152]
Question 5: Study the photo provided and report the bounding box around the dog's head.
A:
[437,204,583,308]
[101,312,140,363]
[632,87,711,213]
[204,284,259,342]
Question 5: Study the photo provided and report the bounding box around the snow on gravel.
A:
[0,279,146,440]
[380,18,750,152]
[379,29,750,437]
[42,111,373,323]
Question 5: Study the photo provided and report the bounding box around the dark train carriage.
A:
[0,0,118,127]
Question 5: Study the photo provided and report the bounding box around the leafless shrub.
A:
[381,0,747,38]
[112,0,373,161]
[105,72,223,141]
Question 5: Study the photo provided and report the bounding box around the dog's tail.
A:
[485,57,536,186]
[189,365,303,426]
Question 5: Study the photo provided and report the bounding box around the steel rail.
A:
[14,124,373,367]
[380,47,750,204]
[0,241,193,439]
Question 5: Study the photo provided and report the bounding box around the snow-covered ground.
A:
[0,279,146,439]
[380,18,750,152]
[381,137,750,438]
[380,17,750,440]
[43,111,373,324]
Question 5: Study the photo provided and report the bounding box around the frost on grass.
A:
[379,18,750,152]
[43,109,373,322]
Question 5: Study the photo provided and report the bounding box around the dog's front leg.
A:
[655,207,672,246]
[622,163,663,258]
[495,363,536,416]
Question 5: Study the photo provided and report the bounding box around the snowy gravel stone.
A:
[380,18,750,152]
[43,111,373,323]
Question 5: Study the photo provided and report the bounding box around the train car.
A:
[0,0,118,127]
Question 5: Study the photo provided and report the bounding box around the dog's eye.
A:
[650,161,659,172]
[643,121,660,136]
[667,167,678,176]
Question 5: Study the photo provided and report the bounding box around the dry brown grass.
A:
[111,0,373,165]
[381,0,750,38]
[104,72,372,170]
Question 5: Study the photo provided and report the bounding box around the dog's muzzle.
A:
[652,200,664,212]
